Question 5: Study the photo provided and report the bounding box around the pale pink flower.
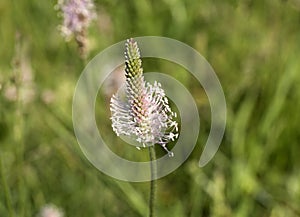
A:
[56,0,96,40]
[38,204,64,217]
[56,0,96,57]
[3,53,35,104]
[110,39,178,156]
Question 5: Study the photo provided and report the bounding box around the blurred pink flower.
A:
[56,0,96,40]
[38,204,64,217]
[3,50,36,104]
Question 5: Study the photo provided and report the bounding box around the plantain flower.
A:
[110,39,178,156]
[56,0,96,56]
[56,0,96,39]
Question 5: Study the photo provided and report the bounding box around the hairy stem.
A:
[148,145,157,217]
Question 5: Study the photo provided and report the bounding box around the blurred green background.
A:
[1,0,300,216]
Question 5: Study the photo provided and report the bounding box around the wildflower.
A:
[3,37,35,104]
[37,204,64,217]
[6,67,36,105]
[56,0,96,56]
[110,39,178,156]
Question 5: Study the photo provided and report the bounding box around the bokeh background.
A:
[1,0,300,216]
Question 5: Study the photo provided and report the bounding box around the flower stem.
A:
[148,145,157,217]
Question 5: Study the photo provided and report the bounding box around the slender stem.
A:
[148,145,157,217]
[11,36,26,217]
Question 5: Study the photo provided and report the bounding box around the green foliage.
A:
[1,0,300,216]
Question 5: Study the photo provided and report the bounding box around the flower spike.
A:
[110,39,178,156]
